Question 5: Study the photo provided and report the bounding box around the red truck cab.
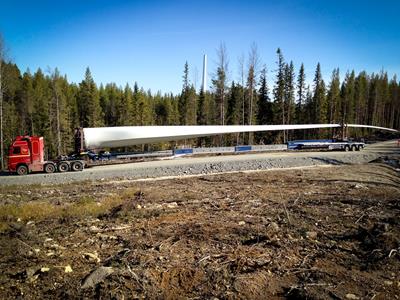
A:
[8,136,46,175]
[8,135,85,175]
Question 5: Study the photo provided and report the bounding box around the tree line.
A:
[1,43,399,165]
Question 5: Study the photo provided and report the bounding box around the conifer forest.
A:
[1,45,399,159]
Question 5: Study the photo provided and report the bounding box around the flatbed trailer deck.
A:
[288,139,365,151]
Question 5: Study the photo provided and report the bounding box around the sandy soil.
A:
[0,158,399,299]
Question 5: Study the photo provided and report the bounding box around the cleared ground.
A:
[1,140,399,186]
[0,146,399,299]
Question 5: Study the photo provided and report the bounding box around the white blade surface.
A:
[347,124,399,132]
[83,124,398,149]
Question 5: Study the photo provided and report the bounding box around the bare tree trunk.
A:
[48,68,62,157]
[55,86,61,156]
[0,38,3,171]
[0,56,3,171]
[247,44,259,145]
[238,54,245,144]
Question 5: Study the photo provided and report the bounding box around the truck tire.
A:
[16,165,29,176]
[344,145,350,152]
[58,161,70,172]
[356,145,361,151]
[44,163,56,174]
[351,145,357,151]
[71,161,84,172]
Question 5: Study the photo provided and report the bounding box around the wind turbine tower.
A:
[201,54,207,92]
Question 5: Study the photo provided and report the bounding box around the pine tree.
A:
[19,71,35,134]
[389,76,399,129]
[354,71,368,135]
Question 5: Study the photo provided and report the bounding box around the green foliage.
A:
[1,48,399,162]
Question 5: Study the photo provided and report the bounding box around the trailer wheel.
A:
[356,145,361,151]
[71,161,84,172]
[58,161,70,172]
[344,145,350,152]
[16,165,29,176]
[44,163,56,174]
[351,145,357,151]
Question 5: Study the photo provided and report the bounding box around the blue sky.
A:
[1,0,399,94]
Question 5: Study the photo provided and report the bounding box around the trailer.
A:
[288,139,365,151]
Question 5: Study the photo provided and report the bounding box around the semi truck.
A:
[7,135,85,175]
[6,123,397,175]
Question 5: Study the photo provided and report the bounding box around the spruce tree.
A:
[284,61,295,140]
[179,62,190,125]
[296,63,306,124]
[273,48,285,142]
[311,63,327,137]
[256,67,273,143]
[327,68,340,124]
[212,43,228,126]
[197,88,207,125]
[78,67,102,127]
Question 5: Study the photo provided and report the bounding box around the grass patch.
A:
[0,195,124,232]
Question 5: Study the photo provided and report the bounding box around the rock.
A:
[40,267,50,272]
[345,294,359,300]
[354,183,367,189]
[65,265,73,273]
[81,266,114,289]
[238,221,246,226]
[89,225,101,233]
[83,252,101,263]
[269,222,280,232]
[306,231,318,240]
[26,267,39,278]
[166,202,178,208]
[97,233,118,241]
[384,280,393,286]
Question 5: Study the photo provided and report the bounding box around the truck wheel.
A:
[351,145,357,151]
[356,145,361,151]
[44,163,56,173]
[71,161,84,171]
[344,145,350,152]
[16,165,29,176]
[58,161,70,172]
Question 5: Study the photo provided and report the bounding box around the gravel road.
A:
[1,140,399,186]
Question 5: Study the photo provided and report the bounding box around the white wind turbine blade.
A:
[83,124,398,149]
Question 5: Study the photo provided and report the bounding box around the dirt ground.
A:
[0,161,399,299]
